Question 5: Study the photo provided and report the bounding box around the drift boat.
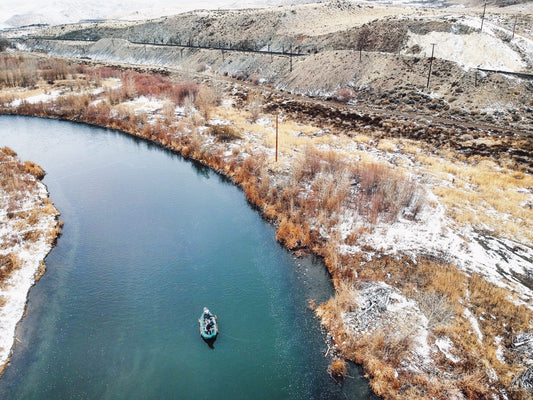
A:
[199,307,218,340]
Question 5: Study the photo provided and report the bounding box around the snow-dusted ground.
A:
[9,89,63,108]
[0,0,299,29]
[405,15,533,71]
[339,188,533,305]
[0,169,59,369]
[342,281,432,369]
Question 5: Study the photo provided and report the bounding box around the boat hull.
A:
[199,309,218,340]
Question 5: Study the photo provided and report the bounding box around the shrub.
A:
[0,38,10,52]
[332,88,354,103]
[209,125,241,142]
[248,91,263,122]
[95,66,120,79]
[328,358,347,381]
[292,145,322,182]
[169,82,199,105]
[351,161,421,224]
[196,85,218,120]
[39,59,71,82]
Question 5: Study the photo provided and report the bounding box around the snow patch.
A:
[464,308,483,342]
[435,337,461,363]
[406,30,526,71]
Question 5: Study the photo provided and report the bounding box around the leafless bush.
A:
[292,145,322,182]
[352,161,422,224]
[415,291,455,329]
[105,87,127,105]
[0,55,38,87]
[328,358,347,381]
[121,72,137,100]
[248,91,263,122]
[162,100,176,121]
[332,88,354,103]
[55,94,91,116]
[1,147,16,157]
[209,125,241,142]
[39,58,71,82]
[195,85,218,120]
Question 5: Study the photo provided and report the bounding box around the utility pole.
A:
[275,112,279,162]
[511,15,518,40]
[289,46,293,72]
[426,43,436,89]
[480,0,487,33]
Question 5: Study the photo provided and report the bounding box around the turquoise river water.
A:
[0,116,375,399]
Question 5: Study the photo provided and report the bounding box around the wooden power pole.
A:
[480,0,487,32]
[426,43,436,89]
[289,46,293,72]
[275,112,279,162]
[511,15,518,40]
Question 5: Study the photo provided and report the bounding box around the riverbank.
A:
[0,146,61,374]
[1,53,532,399]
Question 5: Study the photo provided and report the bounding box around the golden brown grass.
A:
[416,153,533,243]
[328,358,348,380]
[0,253,21,283]
[23,161,45,180]
[316,253,533,399]
[377,139,397,152]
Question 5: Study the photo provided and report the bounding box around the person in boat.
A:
[206,319,214,333]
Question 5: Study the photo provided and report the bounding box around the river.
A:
[0,116,374,399]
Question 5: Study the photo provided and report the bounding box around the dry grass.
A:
[1,146,16,157]
[0,253,21,283]
[316,253,533,399]
[328,358,348,380]
[417,153,533,243]
[377,139,397,152]
[23,161,45,180]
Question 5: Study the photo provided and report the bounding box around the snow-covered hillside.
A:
[0,0,303,29]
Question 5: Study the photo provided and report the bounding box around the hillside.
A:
[8,1,532,130]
